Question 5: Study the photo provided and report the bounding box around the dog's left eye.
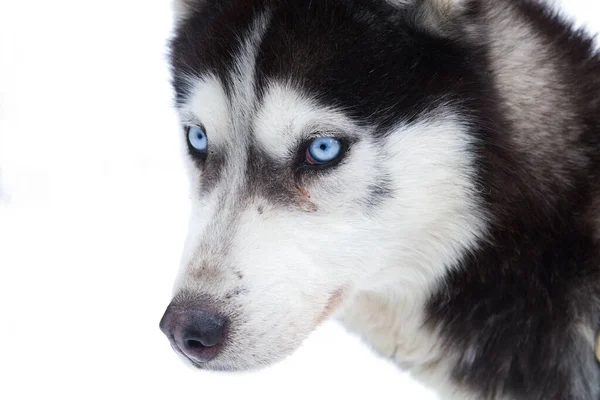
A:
[187,126,208,153]
[305,137,342,165]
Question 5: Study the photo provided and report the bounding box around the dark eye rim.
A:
[295,136,351,172]
[185,124,209,162]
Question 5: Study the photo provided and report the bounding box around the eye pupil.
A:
[320,144,327,150]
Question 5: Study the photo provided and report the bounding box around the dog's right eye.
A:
[187,126,208,153]
[305,137,343,166]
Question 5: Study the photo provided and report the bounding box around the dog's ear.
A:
[387,0,472,36]
[173,0,206,24]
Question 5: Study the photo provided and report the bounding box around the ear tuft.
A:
[173,0,204,23]
[422,0,470,26]
[387,0,472,35]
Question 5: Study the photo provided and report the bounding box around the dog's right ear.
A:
[173,0,205,24]
[386,0,472,36]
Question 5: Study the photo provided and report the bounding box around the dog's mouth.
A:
[170,343,217,370]
[160,287,351,371]
[168,340,219,369]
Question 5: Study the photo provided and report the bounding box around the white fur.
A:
[172,0,200,22]
[254,81,360,160]
[179,74,232,147]
[338,115,487,397]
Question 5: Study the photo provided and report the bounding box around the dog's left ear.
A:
[387,0,472,35]
[173,0,206,24]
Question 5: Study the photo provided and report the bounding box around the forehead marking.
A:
[180,12,273,199]
[180,11,271,143]
[227,12,271,126]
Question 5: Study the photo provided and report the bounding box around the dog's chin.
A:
[185,358,281,373]
[180,348,294,373]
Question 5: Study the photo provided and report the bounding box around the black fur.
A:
[169,0,600,398]
[426,2,600,398]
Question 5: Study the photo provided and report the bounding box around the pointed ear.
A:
[173,0,205,24]
[388,0,471,35]
[421,0,470,28]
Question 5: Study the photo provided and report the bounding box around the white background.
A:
[0,1,598,399]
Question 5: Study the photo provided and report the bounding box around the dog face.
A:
[160,0,485,371]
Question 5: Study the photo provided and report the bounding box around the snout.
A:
[160,301,228,364]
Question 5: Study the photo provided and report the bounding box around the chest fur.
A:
[340,291,441,367]
[339,291,488,400]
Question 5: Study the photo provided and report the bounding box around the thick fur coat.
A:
[161,1,600,398]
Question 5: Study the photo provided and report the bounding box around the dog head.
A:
[160,0,485,371]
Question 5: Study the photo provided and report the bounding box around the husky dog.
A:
[159,0,600,398]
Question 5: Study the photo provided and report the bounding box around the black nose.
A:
[160,302,228,363]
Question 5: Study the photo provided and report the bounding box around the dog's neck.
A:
[338,287,477,399]
[339,287,600,399]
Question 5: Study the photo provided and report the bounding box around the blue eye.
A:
[306,137,342,165]
[188,126,208,152]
